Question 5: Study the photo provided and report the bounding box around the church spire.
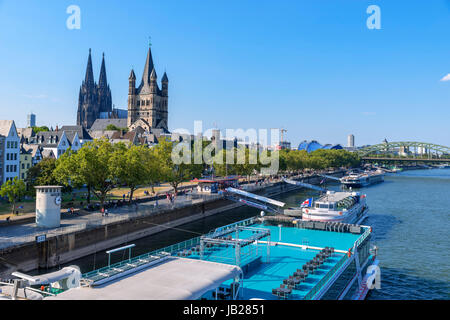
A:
[141,47,154,86]
[98,52,107,88]
[85,48,95,86]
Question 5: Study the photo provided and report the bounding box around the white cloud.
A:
[23,94,48,99]
[440,74,450,82]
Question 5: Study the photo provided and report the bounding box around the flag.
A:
[300,198,313,208]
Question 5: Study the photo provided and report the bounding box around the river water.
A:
[56,169,450,300]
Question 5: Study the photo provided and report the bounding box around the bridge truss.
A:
[357,141,450,158]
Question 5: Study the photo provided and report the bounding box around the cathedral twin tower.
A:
[77,49,112,129]
[77,47,169,132]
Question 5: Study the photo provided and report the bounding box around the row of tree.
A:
[2,139,361,213]
[278,149,361,171]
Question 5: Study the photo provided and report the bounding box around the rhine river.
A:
[58,169,450,300]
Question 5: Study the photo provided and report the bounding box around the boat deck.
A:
[182,223,362,300]
[69,219,369,300]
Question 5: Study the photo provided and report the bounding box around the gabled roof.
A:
[59,126,93,140]
[21,144,41,157]
[41,149,55,159]
[0,120,15,137]
[90,119,128,131]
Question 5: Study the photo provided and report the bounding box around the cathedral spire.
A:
[141,47,154,86]
[98,52,108,88]
[85,48,95,86]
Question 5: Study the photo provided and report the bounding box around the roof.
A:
[90,119,128,131]
[59,126,92,140]
[41,149,55,158]
[21,144,40,157]
[46,257,241,300]
[297,140,343,152]
[0,120,14,137]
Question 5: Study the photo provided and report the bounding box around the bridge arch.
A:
[357,141,450,157]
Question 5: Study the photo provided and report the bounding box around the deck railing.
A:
[302,226,372,300]
[82,236,201,280]
[303,253,349,300]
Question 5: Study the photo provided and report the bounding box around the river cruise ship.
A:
[341,170,385,188]
[0,217,379,301]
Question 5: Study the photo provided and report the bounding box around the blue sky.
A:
[0,0,449,147]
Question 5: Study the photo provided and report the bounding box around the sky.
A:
[0,0,449,148]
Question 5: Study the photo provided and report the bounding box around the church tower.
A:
[77,49,112,129]
[97,53,112,114]
[127,46,169,132]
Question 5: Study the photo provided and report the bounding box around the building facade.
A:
[0,120,20,183]
[27,113,36,128]
[77,49,113,129]
[35,126,92,159]
[348,134,355,148]
[19,145,33,181]
[127,47,169,132]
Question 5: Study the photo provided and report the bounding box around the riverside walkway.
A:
[0,171,335,250]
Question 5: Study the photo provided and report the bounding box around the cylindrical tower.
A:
[35,186,62,228]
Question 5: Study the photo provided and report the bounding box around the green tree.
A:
[0,177,26,214]
[111,143,157,202]
[54,138,117,208]
[32,126,50,135]
[26,158,58,188]
[155,138,202,194]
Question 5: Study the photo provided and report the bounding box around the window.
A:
[6,165,9,172]
[13,165,17,172]
[27,164,30,169]
[22,163,24,169]
[14,153,17,160]
[21,173,24,179]
[25,156,28,160]
[6,153,9,160]
[7,141,10,148]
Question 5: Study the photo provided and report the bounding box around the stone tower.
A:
[77,49,112,129]
[127,47,169,132]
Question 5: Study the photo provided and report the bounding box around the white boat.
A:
[280,179,369,224]
[340,170,384,188]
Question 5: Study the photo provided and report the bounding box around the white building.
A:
[348,134,355,148]
[34,126,92,159]
[0,120,20,183]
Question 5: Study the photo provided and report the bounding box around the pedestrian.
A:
[6,216,10,222]
[70,207,74,215]
[105,209,108,217]
[101,207,105,217]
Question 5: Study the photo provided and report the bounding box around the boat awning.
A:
[46,257,242,300]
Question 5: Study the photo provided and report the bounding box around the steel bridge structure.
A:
[356,141,450,163]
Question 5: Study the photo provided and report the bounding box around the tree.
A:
[0,177,26,214]
[105,124,129,132]
[110,143,157,202]
[26,158,58,188]
[32,126,50,135]
[54,138,117,208]
[155,138,202,195]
